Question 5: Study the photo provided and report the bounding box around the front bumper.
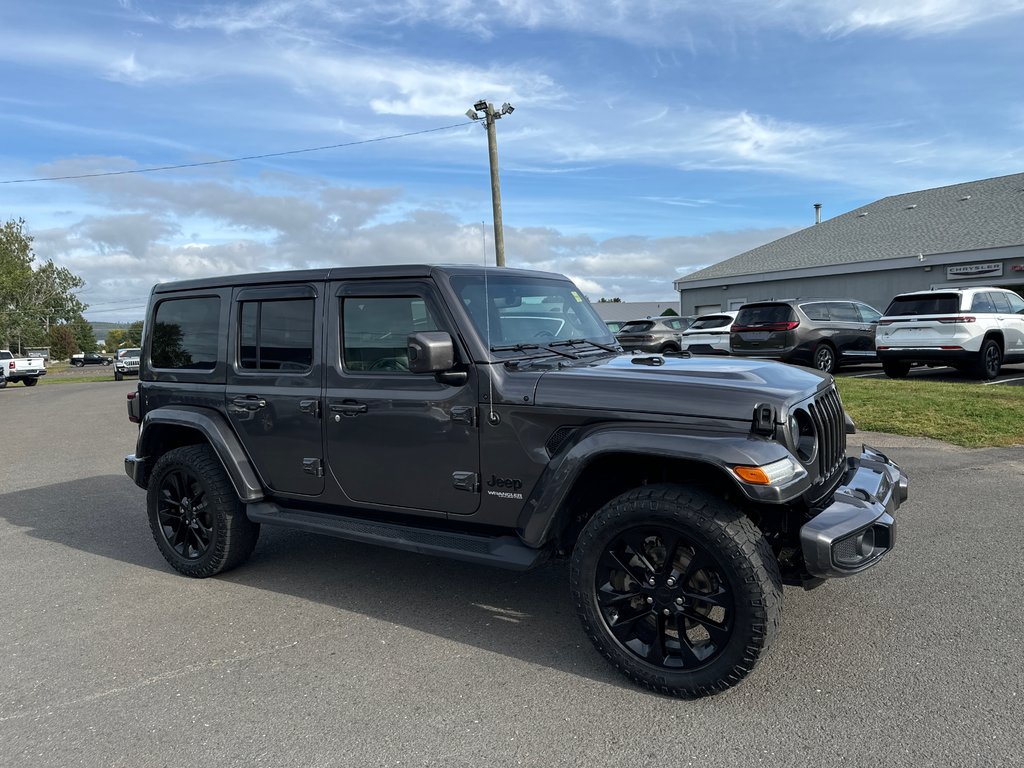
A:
[800,445,908,579]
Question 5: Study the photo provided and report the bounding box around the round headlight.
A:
[790,408,817,464]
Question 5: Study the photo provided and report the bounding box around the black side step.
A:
[246,502,547,571]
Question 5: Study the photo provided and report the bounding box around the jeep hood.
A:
[532,354,829,421]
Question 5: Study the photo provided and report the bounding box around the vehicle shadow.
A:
[0,475,629,690]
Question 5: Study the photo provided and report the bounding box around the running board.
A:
[246,502,547,571]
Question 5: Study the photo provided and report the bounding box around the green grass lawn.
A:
[836,377,1024,448]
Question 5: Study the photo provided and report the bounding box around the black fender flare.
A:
[138,406,264,502]
[516,425,806,548]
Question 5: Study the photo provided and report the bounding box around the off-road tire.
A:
[114,371,123,381]
[973,338,1002,380]
[570,484,782,698]
[0,376,6,389]
[882,359,911,379]
[813,343,838,374]
[23,377,38,387]
[147,445,260,578]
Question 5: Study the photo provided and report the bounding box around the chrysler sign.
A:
[946,263,1003,279]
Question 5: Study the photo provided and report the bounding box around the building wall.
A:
[679,246,1024,315]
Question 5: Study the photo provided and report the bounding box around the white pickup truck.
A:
[0,350,47,388]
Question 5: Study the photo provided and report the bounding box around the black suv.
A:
[124,265,908,698]
[731,299,881,374]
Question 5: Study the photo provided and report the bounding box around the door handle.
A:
[232,396,267,411]
[329,400,368,416]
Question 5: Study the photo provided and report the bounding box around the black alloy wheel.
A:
[594,526,736,671]
[155,465,215,562]
[147,445,259,578]
[975,339,1002,380]
[571,484,782,698]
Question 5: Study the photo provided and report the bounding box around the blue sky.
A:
[1,0,1022,320]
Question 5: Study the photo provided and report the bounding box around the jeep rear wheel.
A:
[570,484,782,698]
[147,445,259,578]
[973,338,1002,380]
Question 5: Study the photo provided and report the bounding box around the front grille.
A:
[807,387,846,482]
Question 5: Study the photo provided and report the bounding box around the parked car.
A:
[615,316,694,354]
[122,264,908,698]
[680,311,737,355]
[730,299,881,374]
[876,287,1024,379]
[114,348,141,381]
[70,352,113,366]
[0,349,47,387]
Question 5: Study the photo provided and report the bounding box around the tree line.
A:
[0,217,101,359]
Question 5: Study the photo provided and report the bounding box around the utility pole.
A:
[466,100,514,267]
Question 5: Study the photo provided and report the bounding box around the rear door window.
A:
[1004,292,1024,314]
[884,294,960,316]
[856,304,882,323]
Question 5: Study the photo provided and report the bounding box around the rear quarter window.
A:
[884,294,960,316]
[151,296,221,369]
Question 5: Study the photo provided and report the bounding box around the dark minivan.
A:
[730,299,881,374]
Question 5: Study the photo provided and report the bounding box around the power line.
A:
[0,121,472,185]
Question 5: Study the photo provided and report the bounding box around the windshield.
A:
[120,348,141,358]
[450,274,615,351]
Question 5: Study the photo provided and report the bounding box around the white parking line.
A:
[984,375,1024,386]
[847,371,887,378]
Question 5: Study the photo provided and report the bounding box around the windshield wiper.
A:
[550,338,620,353]
[491,342,580,360]
[490,343,540,354]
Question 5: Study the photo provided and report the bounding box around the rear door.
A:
[225,284,325,496]
[994,291,1024,359]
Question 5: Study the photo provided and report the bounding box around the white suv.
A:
[876,287,1024,379]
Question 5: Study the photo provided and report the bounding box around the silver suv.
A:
[876,287,1024,379]
[615,316,693,354]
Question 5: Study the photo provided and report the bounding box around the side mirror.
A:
[407,331,455,373]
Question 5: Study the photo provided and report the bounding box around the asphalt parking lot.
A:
[836,361,1024,385]
[1,382,1022,767]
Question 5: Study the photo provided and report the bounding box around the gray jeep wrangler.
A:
[124,264,908,697]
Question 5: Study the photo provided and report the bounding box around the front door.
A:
[324,280,480,515]
[225,283,325,496]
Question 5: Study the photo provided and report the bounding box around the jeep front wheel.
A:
[147,445,259,578]
[570,484,782,698]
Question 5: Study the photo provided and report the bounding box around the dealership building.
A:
[674,172,1024,316]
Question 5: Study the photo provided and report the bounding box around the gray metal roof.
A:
[677,172,1024,284]
[589,301,681,322]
